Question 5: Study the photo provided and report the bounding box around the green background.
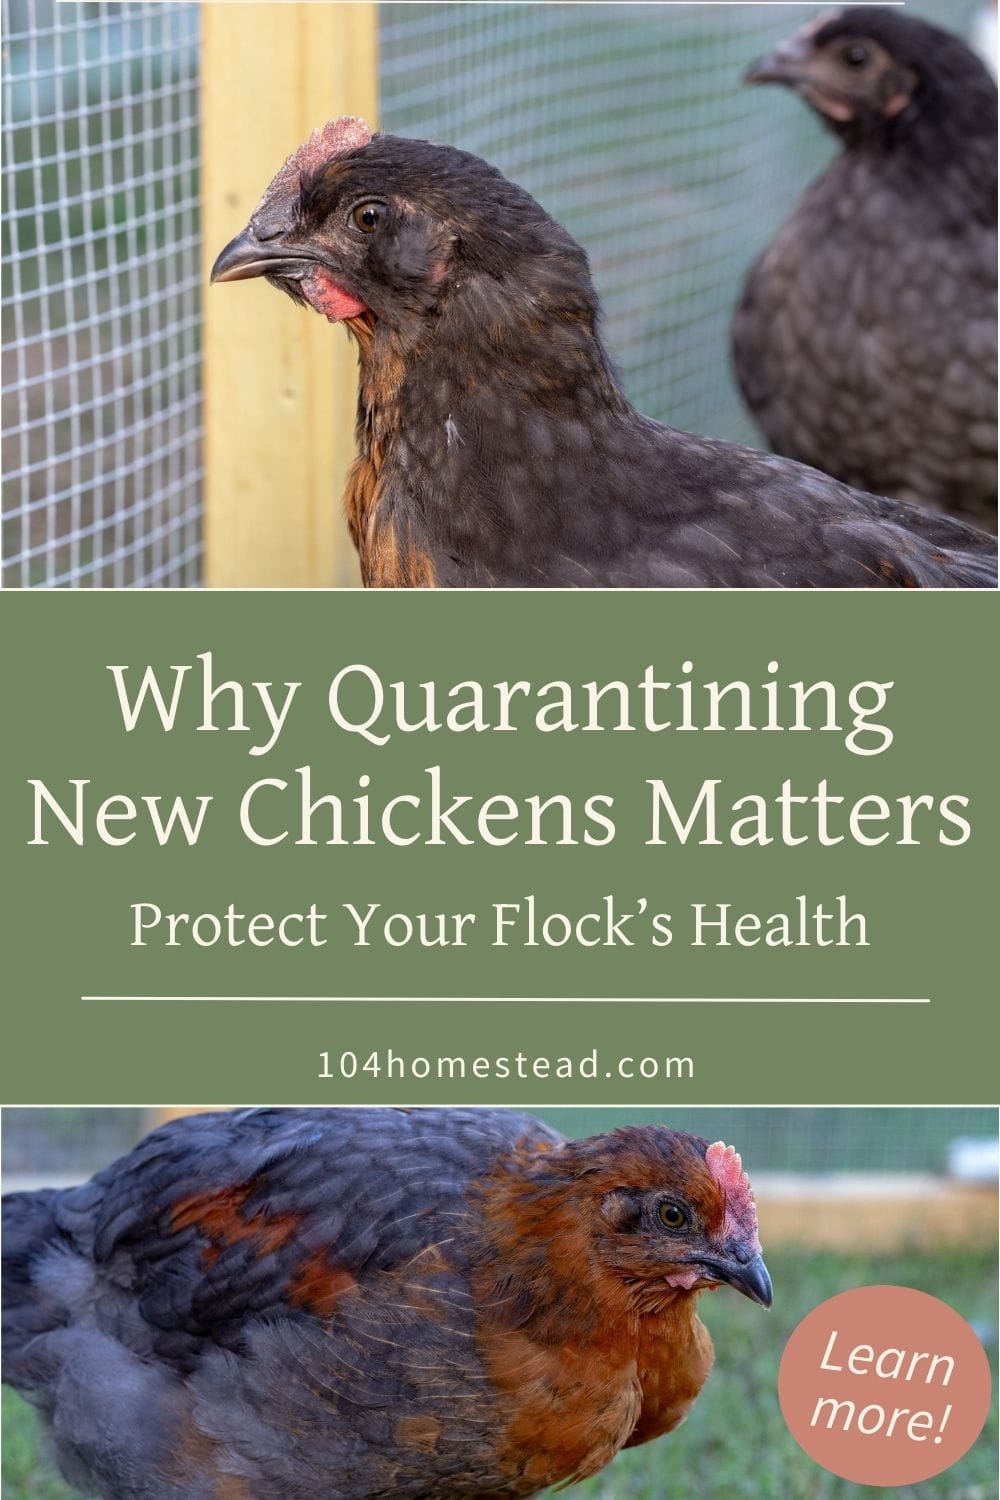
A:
[1,590,995,1105]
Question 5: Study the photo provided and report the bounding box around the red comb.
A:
[706,1141,761,1255]
[292,116,372,175]
[253,116,372,217]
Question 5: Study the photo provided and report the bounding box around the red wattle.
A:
[301,266,367,322]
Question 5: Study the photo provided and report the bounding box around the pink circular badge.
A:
[778,1285,992,1486]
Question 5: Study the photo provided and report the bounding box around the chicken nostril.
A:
[248,210,293,244]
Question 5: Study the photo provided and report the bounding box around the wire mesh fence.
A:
[1,0,985,587]
[1,0,202,588]
[1,1106,146,1178]
[2,1107,996,1185]
[538,1107,999,1177]
[379,0,983,442]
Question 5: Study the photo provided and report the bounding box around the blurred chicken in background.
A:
[733,7,997,531]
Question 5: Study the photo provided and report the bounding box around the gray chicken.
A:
[2,1108,772,1499]
[732,7,998,530]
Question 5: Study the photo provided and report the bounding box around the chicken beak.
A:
[210,226,310,284]
[707,1252,773,1308]
[744,41,811,87]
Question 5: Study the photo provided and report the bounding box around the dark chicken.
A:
[733,8,998,529]
[3,1108,772,1499]
[211,117,996,587]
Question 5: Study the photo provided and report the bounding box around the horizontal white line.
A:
[80,995,931,1004]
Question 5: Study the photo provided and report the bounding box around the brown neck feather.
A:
[341,313,436,588]
[467,1140,714,1491]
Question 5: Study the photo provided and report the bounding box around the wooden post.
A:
[201,4,378,587]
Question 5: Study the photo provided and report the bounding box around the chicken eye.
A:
[658,1202,687,1230]
[840,43,870,68]
[352,202,384,234]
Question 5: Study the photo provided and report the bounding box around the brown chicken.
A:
[2,1107,771,1498]
[211,119,996,588]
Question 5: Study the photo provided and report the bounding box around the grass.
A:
[2,1248,995,1500]
[1,1390,74,1500]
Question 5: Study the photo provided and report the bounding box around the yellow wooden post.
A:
[201,4,378,588]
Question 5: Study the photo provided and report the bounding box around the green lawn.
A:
[1,1390,75,1500]
[3,1249,996,1500]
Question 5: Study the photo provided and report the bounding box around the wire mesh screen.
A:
[1,0,202,588]
[537,1108,999,1176]
[1,1107,146,1180]
[379,0,982,443]
[2,2,985,587]
[2,1108,995,1186]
